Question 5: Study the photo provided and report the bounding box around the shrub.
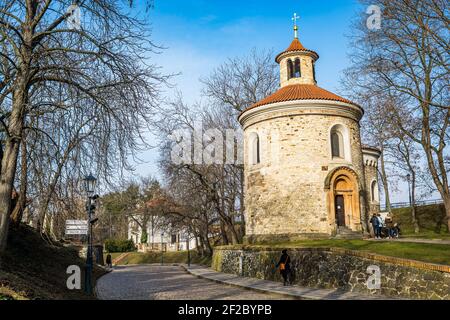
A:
[104,238,136,253]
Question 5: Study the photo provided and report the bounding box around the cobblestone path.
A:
[96,264,292,300]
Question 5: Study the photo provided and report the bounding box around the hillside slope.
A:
[0,225,106,300]
[392,204,449,238]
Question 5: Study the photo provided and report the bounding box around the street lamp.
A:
[83,173,97,295]
[83,173,97,196]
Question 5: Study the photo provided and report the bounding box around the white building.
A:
[128,216,197,252]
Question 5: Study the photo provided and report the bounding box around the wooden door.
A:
[335,195,346,226]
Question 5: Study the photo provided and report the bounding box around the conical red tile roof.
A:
[245,84,359,111]
[286,38,307,51]
[275,38,319,62]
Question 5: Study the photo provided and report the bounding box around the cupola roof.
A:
[275,38,319,63]
[246,84,359,110]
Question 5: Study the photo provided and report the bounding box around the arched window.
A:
[371,180,379,202]
[294,59,301,78]
[287,59,294,80]
[249,132,260,165]
[331,130,344,158]
[330,124,351,161]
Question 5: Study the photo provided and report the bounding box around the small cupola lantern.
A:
[276,13,319,87]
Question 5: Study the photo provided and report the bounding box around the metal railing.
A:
[380,199,443,211]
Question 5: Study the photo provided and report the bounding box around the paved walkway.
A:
[96,264,293,300]
[182,265,393,300]
[365,238,450,245]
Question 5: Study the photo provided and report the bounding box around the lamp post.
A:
[83,173,97,295]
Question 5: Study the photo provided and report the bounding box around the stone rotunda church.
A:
[238,21,381,243]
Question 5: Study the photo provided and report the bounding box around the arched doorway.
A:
[325,167,362,233]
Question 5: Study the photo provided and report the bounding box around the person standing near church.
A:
[106,253,112,269]
[377,213,384,238]
[276,249,291,286]
[370,213,380,239]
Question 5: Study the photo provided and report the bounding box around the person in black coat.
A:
[106,253,112,268]
[276,249,291,286]
[370,213,381,239]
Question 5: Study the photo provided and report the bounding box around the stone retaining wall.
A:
[212,247,450,300]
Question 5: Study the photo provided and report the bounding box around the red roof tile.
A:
[286,38,307,51]
[275,38,319,62]
[245,84,359,111]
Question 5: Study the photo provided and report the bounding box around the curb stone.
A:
[180,264,398,300]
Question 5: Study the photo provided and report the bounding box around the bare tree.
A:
[352,94,394,211]
[200,49,279,239]
[201,49,279,113]
[388,133,421,233]
[155,93,242,246]
[344,0,450,230]
[0,0,168,253]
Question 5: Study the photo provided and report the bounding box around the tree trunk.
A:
[36,148,72,233]
[0,85,26,253]
[219,220,229,245]
[196,235,204,257]
[443,196,450,233]
[410,171,420,233]
[227,217,240,244]
[0,4,34,253]
[379,148,392,212]
[194,234,199,252]
[0,137,21,253]
[420,115,450,233]
[200,232,213,257]
[11,138,27,226]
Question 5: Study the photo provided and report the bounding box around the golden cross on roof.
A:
[292,13,299,38]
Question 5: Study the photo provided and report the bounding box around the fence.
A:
[380,199,443,211]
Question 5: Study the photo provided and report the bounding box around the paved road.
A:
[96,264,291,300]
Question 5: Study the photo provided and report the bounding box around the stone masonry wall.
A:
[212,247,450,300]
[243,106,365,238]
[364,163,380,217]
[279,54,316,87]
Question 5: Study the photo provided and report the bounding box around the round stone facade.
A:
[239,100,369,241]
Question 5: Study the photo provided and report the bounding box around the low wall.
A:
[212,246,450,300]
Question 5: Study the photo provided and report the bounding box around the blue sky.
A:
[145,0,363,103]
[127,0,418,203]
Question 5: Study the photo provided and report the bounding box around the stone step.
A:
[337,227,355,233]
[335,227,363,239]
[334,233,363,239]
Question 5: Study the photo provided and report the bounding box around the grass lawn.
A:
[111,240,450,267]
[232,239,450,266]
[110,250,212,267]
[391,204,450,239]
[105,204,450,270]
